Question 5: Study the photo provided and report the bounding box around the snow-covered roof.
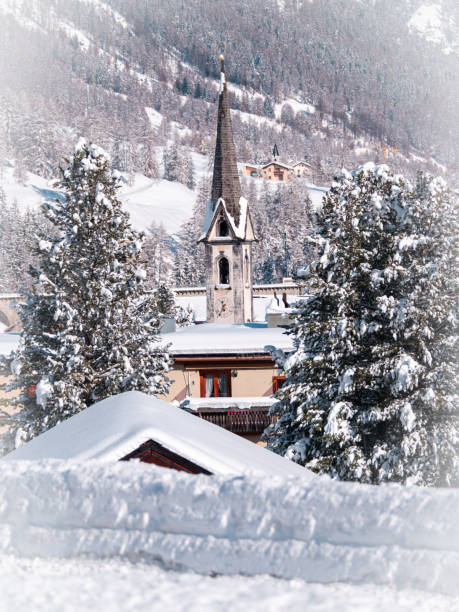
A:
[175,294,299,323]
[292,161,312,168]
[262,161,292,170]
[0,333,19,356]
[185,396,276,411]
[163,323,293,355]
[4,391,310,478]
[199,196,249,241]
[0,293,21,299]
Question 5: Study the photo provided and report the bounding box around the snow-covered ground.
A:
[1,555,454,612]
[118,173,195,234]
[0,460,457,611]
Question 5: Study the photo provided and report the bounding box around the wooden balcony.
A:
[197,407,273,434]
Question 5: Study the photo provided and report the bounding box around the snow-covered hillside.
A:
[2,0,457,192]
[0,158,327,235]
[0,460,457,611]
[0,160,198,235]
[408,2,459,55]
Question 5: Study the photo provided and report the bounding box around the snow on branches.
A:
[264,164,458,486]
[2,139,170,449]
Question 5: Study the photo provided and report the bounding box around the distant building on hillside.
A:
[260,160,293,182]
[291,160,312,178]
[243,163,259,178]
[243,144,312,183]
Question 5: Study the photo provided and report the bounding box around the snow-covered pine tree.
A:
[264,164,458,486]
[2,139,170,449]
[173,177,208,287]
[163,140,180,182]
[143,221,173,290]
[252,179,314,283]
[183,149,195,190]
[155,284,175,315]
[140,117,160,180]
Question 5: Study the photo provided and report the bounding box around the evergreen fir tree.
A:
[1,140,170,450]
[173,177,208,287]
[264,164,458,486]
[140,119,160,180]
[13,153,27,185]
[143,221,173,289]
[155,284,175,315]
[163,141,180,182]
[253,180,314,283]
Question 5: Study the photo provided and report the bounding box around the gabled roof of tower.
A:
[210,55,242,226]
[199,196,253,242]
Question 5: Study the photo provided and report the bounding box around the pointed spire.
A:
[211,54,242,226]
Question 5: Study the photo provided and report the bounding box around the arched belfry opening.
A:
[219,257,230,285]
[218,218,229,236]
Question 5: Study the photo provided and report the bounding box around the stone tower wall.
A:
[205,240,252,324]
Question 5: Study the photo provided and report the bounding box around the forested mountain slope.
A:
[0,0,458,185]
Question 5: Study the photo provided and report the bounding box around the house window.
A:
[200,371,231,397]
[272,376,286,393]
[218,219,229,236]
[219,257,229,284]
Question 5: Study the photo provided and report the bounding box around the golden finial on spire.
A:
[220,54,225,72]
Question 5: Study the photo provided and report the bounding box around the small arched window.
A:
[218,219,229,236]
[219,257,230,285]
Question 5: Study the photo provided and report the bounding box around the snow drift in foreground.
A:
[0,461,457,597]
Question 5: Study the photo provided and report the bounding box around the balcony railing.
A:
[197,407,273,434]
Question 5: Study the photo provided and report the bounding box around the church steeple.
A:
[200,55,256,325]
[210,54,242,225]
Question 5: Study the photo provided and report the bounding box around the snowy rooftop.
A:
[262,161,292,170]
[185,396,276,411]
[163,323,293,356]
[175,294,298,323]
[0,333,19,356]
[5,391,310,478]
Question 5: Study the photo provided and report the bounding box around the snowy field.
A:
[0,460,457,611]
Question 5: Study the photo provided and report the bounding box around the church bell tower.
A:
[199,55,256,324]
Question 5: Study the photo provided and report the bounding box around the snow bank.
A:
[0,460,457,596]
